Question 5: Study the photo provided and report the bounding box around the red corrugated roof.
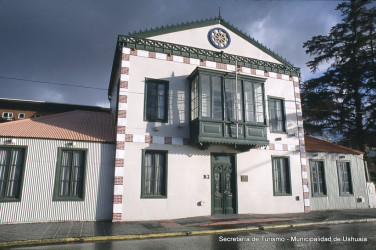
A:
[0,110,115,142]
[305,135,364,155]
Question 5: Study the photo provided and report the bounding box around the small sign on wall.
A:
[240,175,248,182]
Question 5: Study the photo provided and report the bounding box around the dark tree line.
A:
[302,0,376,151]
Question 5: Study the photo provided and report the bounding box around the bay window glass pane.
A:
[244,81,254,122]
[224,79,235,120]
[191,77,198,120]
[212,76,222,120]
[254,83,264,123]
[236,80,243,121]
[201,75,211,118]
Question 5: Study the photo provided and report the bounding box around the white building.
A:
[305,135,372,210]
[0,111,115,223]
[108,17,309,221]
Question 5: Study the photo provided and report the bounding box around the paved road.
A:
[12,222,376,250]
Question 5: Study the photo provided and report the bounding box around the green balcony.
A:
[188,67,269,151]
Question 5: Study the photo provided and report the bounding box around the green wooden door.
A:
[211,154,236,214]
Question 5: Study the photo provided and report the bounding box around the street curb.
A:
[1,218,376,248]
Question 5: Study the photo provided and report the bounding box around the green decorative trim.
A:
[117,36,300,77]
[127,17,295,68]
[53,148,87,201]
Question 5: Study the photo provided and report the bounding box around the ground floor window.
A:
[337,161,353,195]
[0,147,26,201]
[272,157,291,196]
[141,150,167,198]
[53,149,86,201]
[310,160,327,196]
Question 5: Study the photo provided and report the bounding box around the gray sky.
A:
[0,0,342,107]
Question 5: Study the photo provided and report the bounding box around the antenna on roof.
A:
[218,6,221,19]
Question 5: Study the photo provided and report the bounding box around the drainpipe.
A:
[235,58,238,138]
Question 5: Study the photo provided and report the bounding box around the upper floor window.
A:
[18,113,25,119]
[337,161,353,195]
[53,149,86,201]
[268,98,286,132]
[190,70,265,124]
[144,79,169,123]
[0,147,26,202]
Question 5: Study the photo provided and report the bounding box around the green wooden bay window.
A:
[0,147,26,202]
[188,67,268,149]
[141,150,167,198]
[53,148,86,201]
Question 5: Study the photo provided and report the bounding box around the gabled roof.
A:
[0,111,115,143]
[127,17,294,67]
[305,135,364,155]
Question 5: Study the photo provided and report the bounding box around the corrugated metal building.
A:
[0,111,115,224]
[305,135,370,210]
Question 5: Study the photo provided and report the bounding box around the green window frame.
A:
[53,148,86,201]
[141,150,167,198]
[310,160,327,196]
[272,157,291,196]
[0,146,27,202]
[268,97,286,133]
[144,79,169,122]
[337,161,353,195]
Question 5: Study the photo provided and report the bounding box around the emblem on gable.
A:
[208,28,231,49]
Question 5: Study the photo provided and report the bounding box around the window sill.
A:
[141,195,167,199]
[311,194,327,198]
[0,198,21,203]
[339,193,354,197]
[53,197,85,201]
[273,193,292,197]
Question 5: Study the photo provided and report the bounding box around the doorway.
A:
[211,154,236,214]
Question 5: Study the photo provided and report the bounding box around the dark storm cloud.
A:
[0,0,342,107]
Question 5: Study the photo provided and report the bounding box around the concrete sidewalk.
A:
[1,209,376,248]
